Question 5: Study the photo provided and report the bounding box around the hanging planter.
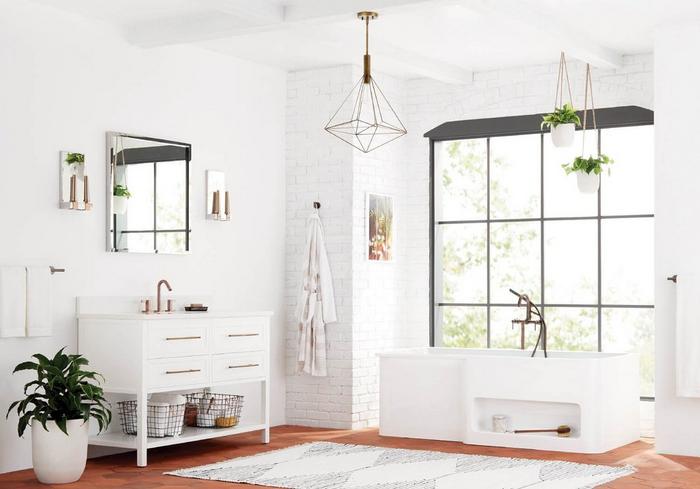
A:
[113,184,131,215]
[541,53,581,147]
[562,64,614,193]
[562,154,613,193]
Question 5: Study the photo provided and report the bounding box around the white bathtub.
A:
[378,347,639,453]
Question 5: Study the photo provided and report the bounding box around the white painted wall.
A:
[654,20,700,457]
[0,0,286,474]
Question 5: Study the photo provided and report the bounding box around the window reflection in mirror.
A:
[107,133,191,254]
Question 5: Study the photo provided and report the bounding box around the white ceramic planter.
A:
[31,419,88,484]
[69,162,85,181]
[576,171,600,193]
[113,195,128,215]
[550,123,575,147]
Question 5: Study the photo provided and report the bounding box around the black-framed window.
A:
[426,106,655,398]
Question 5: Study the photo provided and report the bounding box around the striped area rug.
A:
[166,441,634,488]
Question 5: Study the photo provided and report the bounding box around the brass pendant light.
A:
[324,11,407,153]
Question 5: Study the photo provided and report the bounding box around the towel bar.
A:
[49,266,65,274]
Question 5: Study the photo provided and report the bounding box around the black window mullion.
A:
[486,138,491,348]
[597,129,603,352]
[540,133,545,313]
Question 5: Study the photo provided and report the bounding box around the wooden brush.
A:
[514,425,572,437]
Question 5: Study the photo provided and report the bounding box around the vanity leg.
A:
[261,379,270,444]
[136,390,148,467]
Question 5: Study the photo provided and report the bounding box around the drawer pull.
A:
[227,333,259,337]
[165,335,202,341]
[228,363,260,369]
[165,368,201,375]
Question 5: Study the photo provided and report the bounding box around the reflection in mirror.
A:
[106,132,191,254]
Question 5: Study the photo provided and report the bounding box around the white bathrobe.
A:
[296,212,337,376]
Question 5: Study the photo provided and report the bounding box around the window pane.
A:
[601,126,654,215]
[435,139,487,221]
[544,307,598,351]
[115,233,153,253]
[490,135,540,219]
[544,220,598,304]
[156,232,188,254]
[156,160,187,230]
[602,218,654,304]
[123,162,154,230]
[490,222,540,303]
[437,306,487,348]
[436,224,487,303]
[543,130,597,217]
[602,308,655,397]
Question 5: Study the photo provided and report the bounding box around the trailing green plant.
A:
[541,103,581,129]
[113,184,131,198]
[562,153,614,175]
[6,348,111,437]
[64,152,85,165]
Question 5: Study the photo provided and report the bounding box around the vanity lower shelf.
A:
[90,422,268,450]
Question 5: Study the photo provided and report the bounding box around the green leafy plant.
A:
[113,184,131,198]
[541,103,582,129]
[562,154,614,175]
[6,348,111,437]
[64,153,85,165]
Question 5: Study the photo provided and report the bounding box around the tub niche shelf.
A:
[473,397,581,438]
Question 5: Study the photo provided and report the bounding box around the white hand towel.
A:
[0,266,27,338]
[676,273,700,397]
[26,266,52,337]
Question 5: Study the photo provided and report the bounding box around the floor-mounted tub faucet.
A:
[509,288,547,358]
[156,279,172,313]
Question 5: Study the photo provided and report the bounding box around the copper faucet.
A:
[156,279,172,313]
[510,289,547,358]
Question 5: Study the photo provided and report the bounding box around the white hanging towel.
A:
[677,273,700,396]
[26,266,52,337]
[0,266,27,338]
[296,212,337,376]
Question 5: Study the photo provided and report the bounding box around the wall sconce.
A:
[59,151,92,211]
[206,170,230,221]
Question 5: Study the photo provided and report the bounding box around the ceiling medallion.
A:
[324,11,407,153]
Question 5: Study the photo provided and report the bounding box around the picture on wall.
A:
[367,193,394,262]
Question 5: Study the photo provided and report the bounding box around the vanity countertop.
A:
[77,310,274,321]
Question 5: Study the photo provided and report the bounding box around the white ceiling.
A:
[30,0,700,83]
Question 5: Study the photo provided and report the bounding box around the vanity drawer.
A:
[147,356,210,389]
[147,321,209,359]
[211,320,265,354]
[212,352,265,383]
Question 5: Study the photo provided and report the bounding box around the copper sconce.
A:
[324,11,407,153]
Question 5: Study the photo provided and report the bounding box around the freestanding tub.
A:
[378,347,639,453]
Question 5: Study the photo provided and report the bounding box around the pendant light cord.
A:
[365,16,369,55]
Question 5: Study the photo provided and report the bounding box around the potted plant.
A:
[7,348,111,484]
[113,184,131,215]
[64,152,85,180]
[562,154,614,193]
[541,103,581,147]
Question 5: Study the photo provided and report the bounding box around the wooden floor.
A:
[2,426,700,488]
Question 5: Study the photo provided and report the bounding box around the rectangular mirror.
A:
[106,132,191,254]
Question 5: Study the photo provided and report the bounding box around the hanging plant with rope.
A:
[542,52,581,147]
[561,63,614,193]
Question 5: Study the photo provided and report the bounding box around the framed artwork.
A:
[367,193,394,262]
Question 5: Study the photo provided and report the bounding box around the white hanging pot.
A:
[550,123,575,147]
[31,419,88,484]
[113,195,128,215]
[576,171,600,193]
[69,162,85,180]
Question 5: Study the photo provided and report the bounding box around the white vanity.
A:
[77,298,272,466]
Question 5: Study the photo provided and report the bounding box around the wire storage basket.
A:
[185,393,244,428]
[117,400,186,438]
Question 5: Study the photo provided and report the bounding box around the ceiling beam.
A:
[462,0,624,70]
[126,0,437,48]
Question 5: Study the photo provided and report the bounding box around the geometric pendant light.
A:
[324,11,407,153]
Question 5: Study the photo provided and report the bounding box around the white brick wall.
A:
[286,54,653,428]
